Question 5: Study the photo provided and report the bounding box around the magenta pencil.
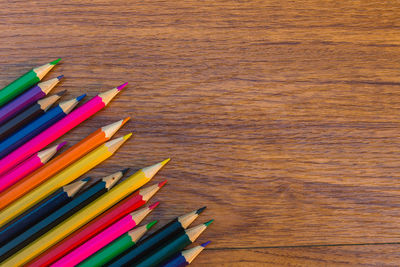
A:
[0,142,66,192]
[0,83,127,176]
[51,203,159,267]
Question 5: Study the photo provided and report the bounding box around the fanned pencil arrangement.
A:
[0,59,212,267]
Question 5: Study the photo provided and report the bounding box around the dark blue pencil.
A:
[0,178,89,247]
[161,241,211,267]
[0,94,85,159]
[0,92,65,141]
[0,169,128,261]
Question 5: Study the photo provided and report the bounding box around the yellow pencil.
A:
[1,158,170,267]
[0,134,132,228]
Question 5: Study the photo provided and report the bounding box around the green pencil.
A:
[78,221,157,267]
[0,59,60,106]
[135,220,213,267]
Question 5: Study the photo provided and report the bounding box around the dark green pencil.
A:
[108,207,206,266]
[135,220,213,267]
[78,221,157,267]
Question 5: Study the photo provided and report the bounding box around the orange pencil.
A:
[0,118,130,210]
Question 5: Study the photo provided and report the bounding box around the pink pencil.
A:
[0,83,127,176]
[51,203,159,267]
[0,142,66,192]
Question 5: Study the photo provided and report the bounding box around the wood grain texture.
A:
[1,0,400,265]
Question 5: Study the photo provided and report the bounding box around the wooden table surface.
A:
[1,1,400,266]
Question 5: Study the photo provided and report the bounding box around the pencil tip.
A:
[149,201,160,210]
[196,206,207,214]
[57,75,64,80]
[57,141,67,150]
[161,158,171,166]
[76,94,86,101]
[121,168,130,176]
[56,90,67,96]
[123,133,133,140]
[117,82,128,90]
[82,177,91,182]
[158,180,167,188]
[50,58,61,65]
[147,220,158,229]
[141,159,170,180]
[201,241,211,247]
[204,219,214,226]
[122,117,131,125]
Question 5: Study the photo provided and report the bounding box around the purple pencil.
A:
[0,76,63,124]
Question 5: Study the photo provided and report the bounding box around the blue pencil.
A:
[161,241,211,267]
[0,94,85,159]
[0,178,89,247]
[0,169,128,261]
[0,91,65,141]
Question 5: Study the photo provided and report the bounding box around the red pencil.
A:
[26,180,167,266]
[52,203,159,266]
[0,83,127,176]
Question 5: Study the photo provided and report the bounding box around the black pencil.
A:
[0,169,127,261]
[0,178,89,246]
[0,91,65,141]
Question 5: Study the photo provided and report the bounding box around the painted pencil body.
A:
[0,118,129,211]
[3,159,169,266]
[27,180,167,267]
[78,221,157,267]
[0,76,63,124]
[53,204,158,266]
[0,59,60,107]
[0,83,127,175]
[0,134,131,228]
[0,178,88,246]
[0,92,63,141]
[162,241,210,267]
[0,170,125,261]
[0,142,65,192]
[135,221,213,267]
[0,94,84,159]
[109,207,206,266]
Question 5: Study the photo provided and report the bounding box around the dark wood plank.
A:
[1,0,400,264]
[194,244,400,266]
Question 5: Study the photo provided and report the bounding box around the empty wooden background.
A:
[1,0,400,266]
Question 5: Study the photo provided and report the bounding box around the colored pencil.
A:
[0,94,85,159]
[108,207,206,266]
[0,118,129,210]
[0,178,88,246]
[53,203,159,266]
[0,142,66,193]
[4,159,169,266]
[78,221,158,267]
[162,241,211,267]
[0,76,63,124]
[0,170,126,261]
[0,134,131,228]
[27,180,167,267]
[0,84,127,175]
[0,91,64,141]
[0,59,60,107]
[134,220,213,267]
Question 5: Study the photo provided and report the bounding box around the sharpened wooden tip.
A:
[141,158,170,179]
